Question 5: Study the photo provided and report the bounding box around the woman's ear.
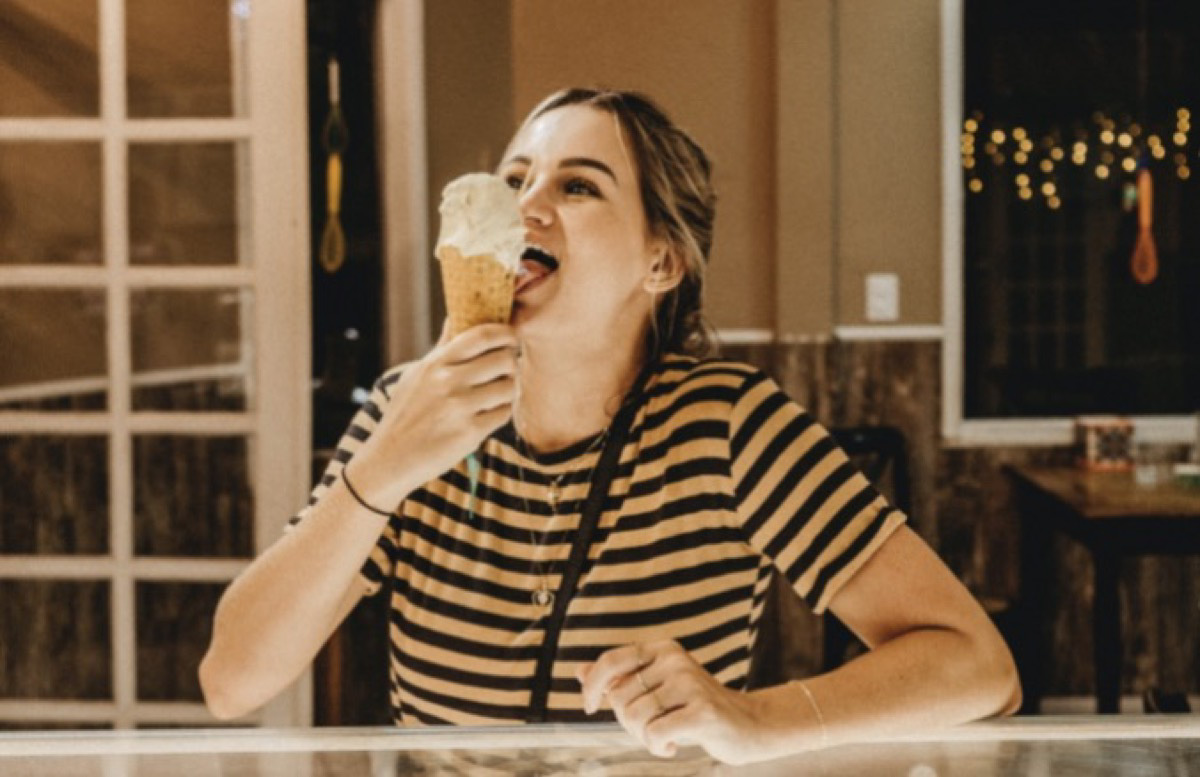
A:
[643,245,684,294]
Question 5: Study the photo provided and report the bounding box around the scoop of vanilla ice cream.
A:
[436,173,524,272]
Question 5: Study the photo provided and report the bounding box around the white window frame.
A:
[377,0,431,365]
[0,0,311,728]
[939,0,1197,448]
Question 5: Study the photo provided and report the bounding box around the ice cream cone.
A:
[434,173,524,338]
[437,245,516,337]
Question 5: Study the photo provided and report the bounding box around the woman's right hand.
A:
[348,321,519,510]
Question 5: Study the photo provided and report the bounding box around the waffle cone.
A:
[437,245,516,337]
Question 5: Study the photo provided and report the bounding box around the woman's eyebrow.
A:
[502,154,618,184]
[559,157,618,184]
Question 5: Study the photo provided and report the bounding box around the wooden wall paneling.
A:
[727,339,1200,699]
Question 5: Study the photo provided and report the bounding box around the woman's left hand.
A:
[577,639,767,764]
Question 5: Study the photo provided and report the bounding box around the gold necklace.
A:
[514,426,610,610]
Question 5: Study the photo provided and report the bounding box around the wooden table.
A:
[1006,465,1200,713]
[2,718,1199,775]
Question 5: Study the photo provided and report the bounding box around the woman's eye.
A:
[503,174,524,191]
[564,178,600,197]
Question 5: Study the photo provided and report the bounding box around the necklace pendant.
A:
[532,588,554,609]
[547,484,560,508]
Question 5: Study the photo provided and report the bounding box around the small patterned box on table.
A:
[1074,416,1133,472]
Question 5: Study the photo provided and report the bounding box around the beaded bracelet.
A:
[796,680,829,749]
[341,466,392,518]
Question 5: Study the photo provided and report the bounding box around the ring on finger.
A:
[634,667,665,715]
[650,687,665,716]
[643,674,664,711]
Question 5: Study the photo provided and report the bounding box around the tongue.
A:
[516,259,552,293]
[520,258,553,278]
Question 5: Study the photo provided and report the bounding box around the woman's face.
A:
[498,104,663,345]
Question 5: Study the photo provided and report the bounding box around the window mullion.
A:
[99,0,136,731]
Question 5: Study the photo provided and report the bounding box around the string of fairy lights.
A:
[962,107,1194,209]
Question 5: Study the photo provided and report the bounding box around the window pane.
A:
[0,288,106,410]
[135,582,224,702]
[0,580,111,699]
[134,436,253,558]
[0,435,107,554]
[126,0,246,118]
[0,143,102,265]
[963,1,1200,418]
[0,1,99,117]
[129,143,246,266]
[130,288,250,411]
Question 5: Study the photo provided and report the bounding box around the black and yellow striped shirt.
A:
[295,354,905,725]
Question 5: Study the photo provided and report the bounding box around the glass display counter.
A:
[2,716,1199,776]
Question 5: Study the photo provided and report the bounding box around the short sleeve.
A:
[728,368,906,613]
[287,364,409,597]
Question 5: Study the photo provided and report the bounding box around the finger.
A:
[612,690,679,760]
[581,644,647,714]
[437,317,452,346]
[605,673,667,757]
[471,403,514,436]
[619,677,673,737]
[603,670,647,716]
[449,344,519,388]
[466,374,517,414]
[442,324,519,364]
[644,703,693,759]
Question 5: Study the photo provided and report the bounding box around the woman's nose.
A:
[518,181,553,227]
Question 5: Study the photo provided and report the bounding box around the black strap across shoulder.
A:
[526,362,654,723]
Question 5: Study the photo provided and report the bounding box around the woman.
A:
[200,88,1020,764]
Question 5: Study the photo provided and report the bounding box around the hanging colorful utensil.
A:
[319,57,349,274]
[1129,0,1157,285]
[1130,164,1157,284]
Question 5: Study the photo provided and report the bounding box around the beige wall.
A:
[776,0,836,335]
[420,0,943,336]
[777,0,942,332]
[423,0,515,326]
[510,0,778,333]
[835,0,942,326]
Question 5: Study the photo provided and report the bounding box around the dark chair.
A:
[821,426,911,672]
[828,427,911,517]
[1144,687,1192,713]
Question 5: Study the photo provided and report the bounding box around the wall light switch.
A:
[866,273,899,322]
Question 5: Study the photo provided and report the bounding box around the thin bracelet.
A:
[796,680,828,749]
[341,466,392,518]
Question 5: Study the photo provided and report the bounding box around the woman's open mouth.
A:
[515,245,558,296]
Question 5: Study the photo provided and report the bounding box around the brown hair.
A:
[521,88,718,360]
